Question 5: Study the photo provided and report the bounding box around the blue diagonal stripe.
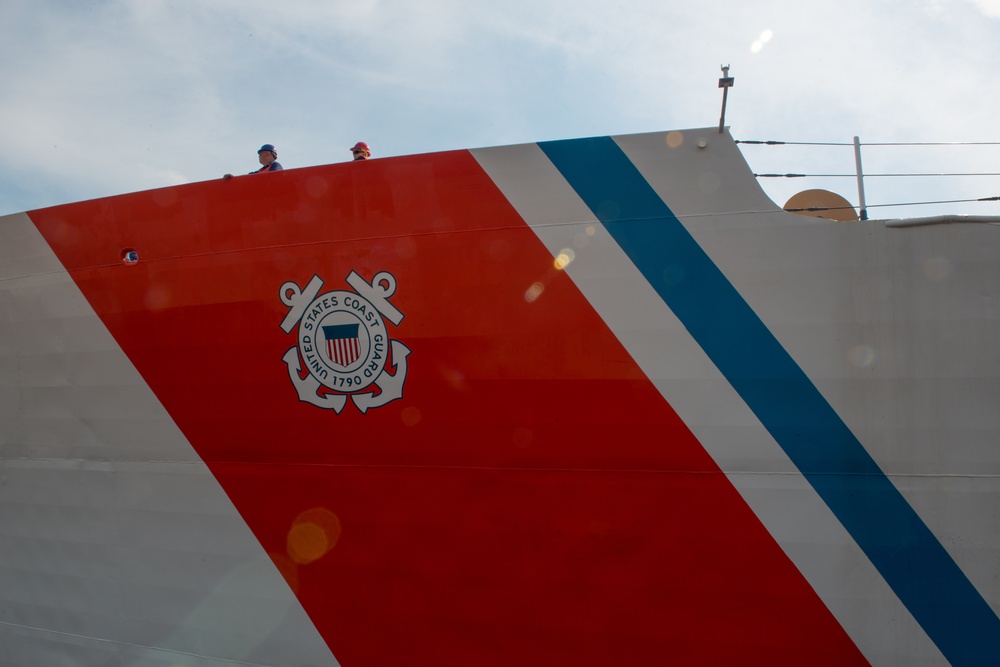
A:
[539,135,1000,665]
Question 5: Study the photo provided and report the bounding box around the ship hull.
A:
[2,128,998,665]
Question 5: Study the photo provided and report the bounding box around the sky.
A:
[2,0,1000,219]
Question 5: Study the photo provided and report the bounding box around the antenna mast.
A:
[718,65,735,133]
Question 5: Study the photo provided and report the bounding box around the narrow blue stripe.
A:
[539,135,1000,665]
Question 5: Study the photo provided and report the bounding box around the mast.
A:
[718,64,735,133]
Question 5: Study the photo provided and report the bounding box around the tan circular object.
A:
[784,189,859,221]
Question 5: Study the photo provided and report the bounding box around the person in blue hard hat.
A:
[223,144,283,179]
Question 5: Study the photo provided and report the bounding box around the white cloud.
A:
[966,0,1000,17]
[1,0,999,218]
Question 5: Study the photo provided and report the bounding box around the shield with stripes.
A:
[322,322,361,368]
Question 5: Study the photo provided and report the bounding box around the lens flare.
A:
[287,507,342,565]
[554,249,575,270]
[751,29,773,53]
[923,256,952,282]
[848,345,876,368]
[402,405,422,426]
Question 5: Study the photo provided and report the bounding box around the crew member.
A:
[223,144,283,179]
[350,141,371,161]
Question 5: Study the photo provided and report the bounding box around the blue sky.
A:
[2,0,1000,218]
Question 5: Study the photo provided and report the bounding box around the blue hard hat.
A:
[258,144,276,154]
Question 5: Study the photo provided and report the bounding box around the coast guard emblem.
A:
[279,271,410,413]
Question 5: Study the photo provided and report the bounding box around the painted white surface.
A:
[472,137,949,665]
[0,212,338,667]
[619,130,1000,620]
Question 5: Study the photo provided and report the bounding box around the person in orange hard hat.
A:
[223,144,283,179]
[350,141,371,161]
